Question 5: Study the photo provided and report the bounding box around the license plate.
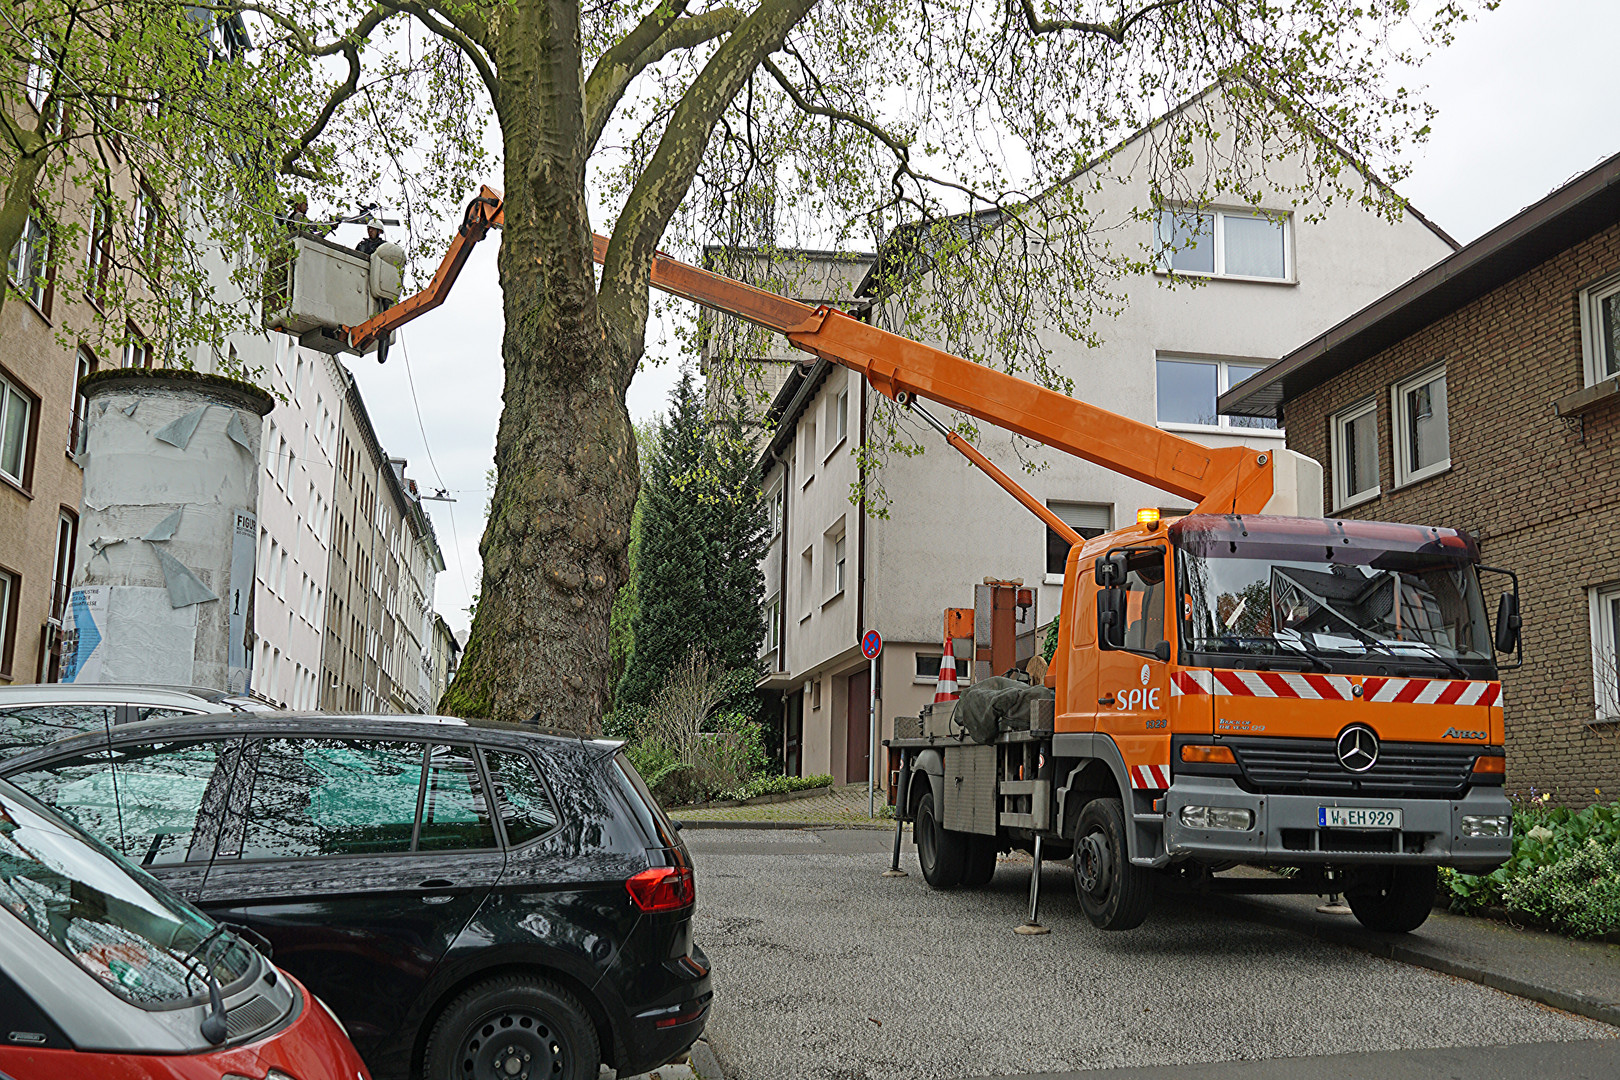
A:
[1319,806,1403,830]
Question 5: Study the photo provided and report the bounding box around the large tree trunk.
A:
[442,0,644,728]
[0,141,47,327]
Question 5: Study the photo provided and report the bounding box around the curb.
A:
[688,1038,724,1080]
[675,818,898,831]
[1218,895,1620,1029]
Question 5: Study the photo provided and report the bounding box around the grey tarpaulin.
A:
[956,675,1056,745]
[142,507,182,542]
[154,405,208,449]
[225,411,253,452]
[153,545,218,607]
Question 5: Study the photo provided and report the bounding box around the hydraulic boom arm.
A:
[357,183,1299,522]
[598,233,1291,520]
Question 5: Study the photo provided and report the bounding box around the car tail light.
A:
[655,1003,707,1029]
[626,866,695,912]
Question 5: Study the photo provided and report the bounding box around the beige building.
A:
[320,363,444,714]
[755,93,1458,788]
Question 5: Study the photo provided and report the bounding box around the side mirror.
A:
[1494,592,1521,654]
[1097,586,1126,649]
[1154,640,1171,663]
[1095,553,1127,587]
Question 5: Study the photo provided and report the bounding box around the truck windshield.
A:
[0,781,256,1008]
[1177,545,1492,667]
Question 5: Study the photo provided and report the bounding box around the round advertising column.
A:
[64,369,274,693]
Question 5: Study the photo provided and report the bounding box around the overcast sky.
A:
[344,0,1620,636]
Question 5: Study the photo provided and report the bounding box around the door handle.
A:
[1098,696,1116,706]
[418,877,455,889]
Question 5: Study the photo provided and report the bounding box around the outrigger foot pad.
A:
[1014,923,1050,935]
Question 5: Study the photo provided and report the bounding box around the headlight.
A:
[1461,814,1511,838]
[1179,805,1254,830]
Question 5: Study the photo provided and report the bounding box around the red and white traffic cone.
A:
[934,647,960,703]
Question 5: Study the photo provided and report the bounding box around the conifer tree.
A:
[617,367,767,711]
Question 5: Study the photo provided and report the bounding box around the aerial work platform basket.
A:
[265,236,406,355]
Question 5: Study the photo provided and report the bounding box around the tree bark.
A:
[0,133,48,327]
[442,0,643,727]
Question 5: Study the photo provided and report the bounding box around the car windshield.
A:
[1178,547,1492,666]
[0,783,254,1007]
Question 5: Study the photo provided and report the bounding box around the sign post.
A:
[861,630,883,818]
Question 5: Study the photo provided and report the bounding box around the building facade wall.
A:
[1284,220,1620,802]
[759,97,1457,792]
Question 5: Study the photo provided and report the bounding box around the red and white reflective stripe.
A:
[1172,669,1500,707]
[1172,669,1353,700]
[1130,764,1172,790]
[1361,677,1500,706]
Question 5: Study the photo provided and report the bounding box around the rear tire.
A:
[916,787,966,888]
[423,974,599,1080]
[961,834,998,887]
[1072,797,1153,930]
[1346,865,1437,933]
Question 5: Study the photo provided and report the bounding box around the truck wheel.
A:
[916,788,965,888]
[960,835,998,888]
[1072,798,1153,931]
[1345,865,1437,933]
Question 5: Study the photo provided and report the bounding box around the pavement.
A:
[674,782,896,828]
[684,827,1620,1080]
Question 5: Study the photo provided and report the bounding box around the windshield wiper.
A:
[177,923,235,1044]
[1337,625,1470,680]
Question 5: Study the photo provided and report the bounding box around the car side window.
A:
[417,745,497,852]
[237,739,426,860]
[0,705,115,757]
[1121,549,1169,654]
[133,707,206,723]
[7,750,122,850]
[7,739,236,866]
[105,740,238,867]
[483,749,559,846]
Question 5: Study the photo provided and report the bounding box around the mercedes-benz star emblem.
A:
[1336,724,1380,773]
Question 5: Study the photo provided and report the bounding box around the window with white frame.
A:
[24,38,51,112]
[1392,365,1450,486]
[1155,356,1279,430]
[834,386,849,449]
[85,197,111,305]
[823,524,847,598]
[762,596,781,656]
[134,184,160,263]
[8,211,50,311]
[1592,584,1620,723]
[915,654,942,682]
[1579,272,1620,387]
[122,322,153,369]
[0,567,15,676]
[1045,502,1110,579]
[1,372,33,487]
[767,482,784,539]
[801,416,817,483]
[70,346,95,455]
[1155,207,1290,280]
[1330,398,1381,510]
[799,547,813,617]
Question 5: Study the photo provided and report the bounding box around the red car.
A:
[0,777,369,1080]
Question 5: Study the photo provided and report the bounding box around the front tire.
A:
[424,974,599,1080]
[1345,865,1437,933]
[916,787,966,888]
[1072,797,1153,930]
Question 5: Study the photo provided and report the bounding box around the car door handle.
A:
[1098,696,1116,706]
[418,877,455,889]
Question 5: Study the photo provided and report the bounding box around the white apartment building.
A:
[755,91,1458,788]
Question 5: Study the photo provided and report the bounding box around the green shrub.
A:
[716,773,834,802]
[1440,799,1620,937]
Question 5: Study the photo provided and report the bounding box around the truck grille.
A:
[1227,737,1477,797]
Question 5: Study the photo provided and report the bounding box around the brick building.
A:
[1220,152,1620,804]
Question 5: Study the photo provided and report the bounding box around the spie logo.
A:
[1140,664,1151,686]
[1117,665,1162,711]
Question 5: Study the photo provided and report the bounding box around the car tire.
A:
[1345,865,1437,933]
[916,787,966,888]
[423,974,599,1080]
[1072,797,1153,931]
[960,834,999,888]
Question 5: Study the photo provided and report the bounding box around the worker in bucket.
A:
[355,216,387,256]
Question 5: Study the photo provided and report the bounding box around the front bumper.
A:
[1162,776,1512,873]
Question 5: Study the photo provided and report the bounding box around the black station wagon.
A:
[0,712,710,1080]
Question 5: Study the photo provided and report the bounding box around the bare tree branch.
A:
[382,0,497,100]
[584,3,742,154]
[1015,0,1189,42]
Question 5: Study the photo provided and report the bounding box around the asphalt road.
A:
[685,828,1618,1080]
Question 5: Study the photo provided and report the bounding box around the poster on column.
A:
[228,508,257,694]
[59,585,109,684]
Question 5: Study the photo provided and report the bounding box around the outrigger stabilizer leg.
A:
[882,805,908,878]
[1016,833,1051,935]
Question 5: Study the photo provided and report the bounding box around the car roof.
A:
[0,710,624,771]
[0,683,248,710]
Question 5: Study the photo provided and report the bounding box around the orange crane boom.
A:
[354,184,1295,524]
